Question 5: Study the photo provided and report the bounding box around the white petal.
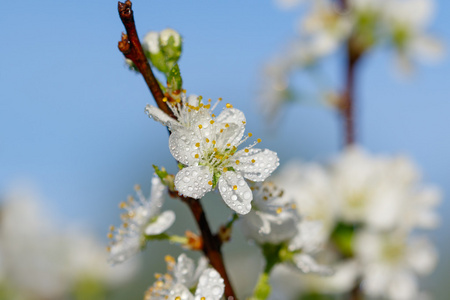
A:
[145,104,176,128]
[218,171,253,215]
[169,127,201,166]
[175,166,213,199]
[144,210,175,235]
[215,108,246,146]
[293,254,333,275]
[234,148,280,182]
[194,269,225,300]
[175,253,196,287]
[168,283,194,300]
[148,176,167,214]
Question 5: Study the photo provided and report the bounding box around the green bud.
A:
[159,28,182,67]
[152,165,175,191]
[167,63,183,93]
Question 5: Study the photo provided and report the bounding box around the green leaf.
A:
[167,63,183,92]
[330,222,357,257]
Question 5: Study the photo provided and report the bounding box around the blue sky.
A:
[1,0,450,294]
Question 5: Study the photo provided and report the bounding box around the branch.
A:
[180,196,237,299]
[117,1,174,118]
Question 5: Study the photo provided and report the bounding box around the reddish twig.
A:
[117,2,237,298]
[117,0,174,118]
[180,196,237,299]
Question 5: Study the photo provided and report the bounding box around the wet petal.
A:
[168,283,194,300]
[148,176,167,213]
[215,108,246,146]
[175,166,213,199]
[169,127,202,166]
[144,210,175,235]
[218,171,253,215]
[145,104,177,128]
[293,254,333,276]
[234,148,280,182]
[174,253,196,286]
[194,269,225,300]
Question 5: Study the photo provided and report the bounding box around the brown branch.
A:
[180,196,237,299]
[117,2,237,297]
[117,1,174,118]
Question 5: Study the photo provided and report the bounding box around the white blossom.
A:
[146,94,279,215]
[144,254,224,300]
[142,31,161,54]
[354,230,437,300]
[240,182,299,244]
[108,176,175,264]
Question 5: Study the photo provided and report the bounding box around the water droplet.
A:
[183,177,190,183]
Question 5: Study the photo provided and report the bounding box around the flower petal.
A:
[215,108,246,146]
[148,176,167,214]
[218,171,253,215]
[174,253,196,287]
[234,148,280,182]
[168,283,194,300]
[175,166,213,199]
[169,127,202,166]
[145,104,177,128]
[144,210,175,235]
[194,268,225,300]
[293,254,333,276]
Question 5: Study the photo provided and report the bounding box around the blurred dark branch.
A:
[117,0,174,118]
[117,2,237,298]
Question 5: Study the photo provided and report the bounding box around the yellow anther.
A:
[218,97,223,101]
[226,143,231,147]
[208,98,212,102]
[155,273,162,279]
[248,132,253,137]
[107,232,113,239]
[182,89,187,93]
[212,114,216,118]
[276,207,283,214]
[251,159,256,163]
[242,121,246,124]
[106,246,111,252]
[220,129,224,133]
[134,184,141,191]
[205,138,210,143]
[198,124,203,129]
[214,147,218,152]
[109,225,115,231]
[199,96,203,100]
[236,160,240,165]
[175,297,181,300]
[245,149,249,153]
[119,202,127,209]
[195,154,199,158]
[208,181,213,185]
[233,185,238,190]
[263,196,268,201]
[257,138,262,143]
[205,104,211,109]
[201,297,206,300]
[291,204,297,209]
[127,195,134,202]
[210,120,215,124]
[195,142,200,147]
[223,167,228,172]
[123,222,129,228]
[199,103,204,108]
[212,140,216,145]
[156,281,164,288]
[226,103,233,108]
[225,123,229,128]
[165,255,175,263]
[162,97,168,102]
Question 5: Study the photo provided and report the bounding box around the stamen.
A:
[233,185,238,190]
[226,103,233,108]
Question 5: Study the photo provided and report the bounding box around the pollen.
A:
[109,225,115,231]
[106,246,111,252]
[201,297,206,300]
[257,138,262,143]
[127,195,134,202]
[233,185,238,190]
[212,114,216,118]
[208,181,213,185]
[182,89,187,93]
[226,143,231,147]
[220,129,224,133]
[218,97,223,101]
[107,232,113,239]
[198,124,203,129]
[134,184,141,191]
[123,222,129,228]
[208,98,212,102]
[251,159,256,163]
[175,297,181,300]
[226,103,233,108]
[165,255,175,263]
[248,133,253,137]
[245,149,249,153]
[162,97,168,102]
[199,96,203,100]
[210,120,215,124]
[225,123,229,128]
[195,154,199,158]
[195,142,200,147]
[205,138,210,143]
[212,140,216,145]
[119,202,127,209]
[276,207,283,214]
[236,160,240,165]
[214,147,218,152]
[291,204,297,209]
[223,167,228,172]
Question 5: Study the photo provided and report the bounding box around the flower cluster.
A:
[268,147,440,299]
[144,254,224,300]
[262,0,442,120]
[146,93,280,215]
[107,175,175,264]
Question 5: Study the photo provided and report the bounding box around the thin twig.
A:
[117,0,174,118]
[117,2,237,298]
